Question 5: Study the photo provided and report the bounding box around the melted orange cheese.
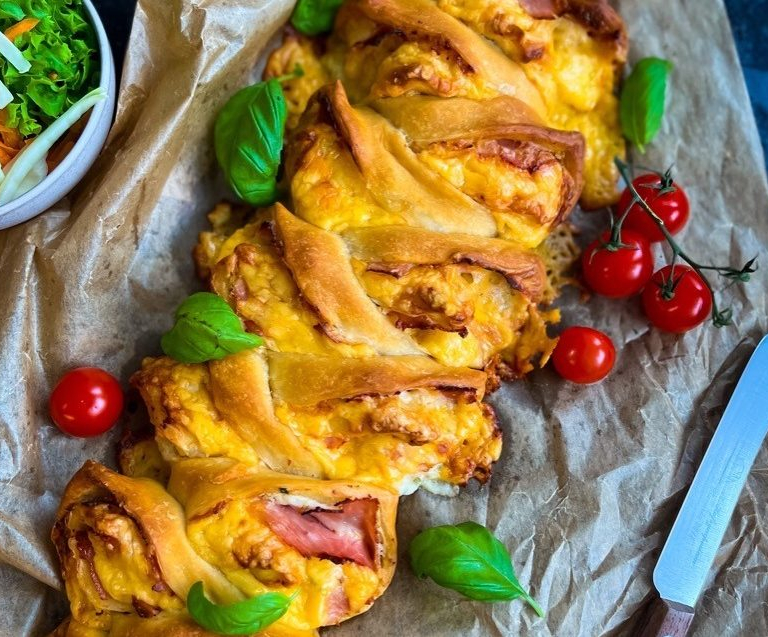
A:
[63,504,182,630]
[138,360,264,466]
[265,34,332,131]
[274,388,500,491]
[416,142,566,247]
[210,222,373,358]
[356,261,527,368]
[366,40,498,100]
[136,358,500,494]
[435,0,624,206]
[186,499,381,631]
[290,124,406,233]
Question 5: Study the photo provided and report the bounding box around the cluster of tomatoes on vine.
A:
[553,161,756,385]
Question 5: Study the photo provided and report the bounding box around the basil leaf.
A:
[620,57,673,153]
[214,78,287,206]
[187,581,291,635]
[409,521,544,617]
[291,0,344,36]
[161,292,263,364]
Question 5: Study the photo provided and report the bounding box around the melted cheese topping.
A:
[211,223,373,358]
[436,0,624,206]
[368,40,496,100]
[267,0,623,206]
[143,362,263,466]
[356,261,529,368]
[63,504,182,629]
[291,124,406,232]
[503,304,559,376]
[416,142,565,247]
[292,121,563,248]
[186,499,380,630]
[197,211,552,376]
[137,360,500,493]
[273,389,500,491]
[264,35,331,131]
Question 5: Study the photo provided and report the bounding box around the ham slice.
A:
[265,498,379,569]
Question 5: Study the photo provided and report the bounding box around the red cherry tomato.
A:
[619,173,690,243]
[642,265,713,333]
[49,368,124,437]
[581,229,654,298]
[552,326,616,384]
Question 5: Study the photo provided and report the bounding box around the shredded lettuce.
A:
[0,86,105,203]
[0,0,99,137]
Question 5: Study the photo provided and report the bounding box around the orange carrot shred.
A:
[4,17,40,42]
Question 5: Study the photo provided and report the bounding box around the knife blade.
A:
[636,335,768,637]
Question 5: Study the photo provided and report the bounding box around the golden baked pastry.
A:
[131,349,501,495]
[52,3,627,633]
[195,202,556,374]
[431,0,627,208]
[168,458,398,629]
[266,0,625,208]
[51,459,398,636]
[286,82,582,247]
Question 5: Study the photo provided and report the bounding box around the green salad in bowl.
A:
[0,0,104,206]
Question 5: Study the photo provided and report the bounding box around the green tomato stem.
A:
[614,157,738,327]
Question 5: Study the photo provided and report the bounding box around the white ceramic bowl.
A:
[0,0,116,230]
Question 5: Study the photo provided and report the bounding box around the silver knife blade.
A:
[653,335,768,609]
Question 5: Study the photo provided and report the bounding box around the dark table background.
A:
[90,0,768,164]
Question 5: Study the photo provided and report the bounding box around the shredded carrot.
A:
[4,17,39,42]
[46,112,89,172]
[0,109,24,167]
[0,150,12,164]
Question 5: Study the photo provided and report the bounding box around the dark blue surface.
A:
[724,0,768,168]
[92,0,768,164]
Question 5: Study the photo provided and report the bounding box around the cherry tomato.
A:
[49,368,124,437]
[619,173,690,243]
[581,229,654,298]
[552,326,616,384]
[642,265,712,333]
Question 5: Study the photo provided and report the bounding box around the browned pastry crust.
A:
[51,615,316,637]
[117,426,171,482]
[371,94,585,225]
[519,0,627,52]
[131,351,501,492]
[52,459,396,636]
[338,0,546,109]
[131,350,324,477]
[289,81,498,236]
[51,462,243,631]
[288,82,581,245]
[168,458,398,628]
[196,204,554,373]
[272,204,424,355]
[342,224,547,302]
[267,351,488,406]
[49,2,633,634]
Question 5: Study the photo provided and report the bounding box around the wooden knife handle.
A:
[633,595,695,637]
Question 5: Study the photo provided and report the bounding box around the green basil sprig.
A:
[291,0,345,36]
[409,521,544,617]
[619,57,673,153]
[187,581,292,635]
[214,78,287,206]
[161,292,262,364]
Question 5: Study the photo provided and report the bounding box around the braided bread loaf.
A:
[52,1,625,634]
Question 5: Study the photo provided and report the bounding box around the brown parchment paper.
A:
[1,1,767,635]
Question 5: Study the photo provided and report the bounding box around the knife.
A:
[635,335,768,637]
